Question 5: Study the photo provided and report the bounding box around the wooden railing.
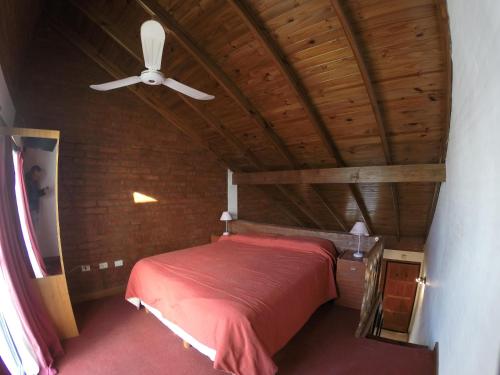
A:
[355,239,384,337]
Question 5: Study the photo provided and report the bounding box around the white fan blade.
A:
[141,20,165,70]
[90,76,141,91]
[163,78,215,100]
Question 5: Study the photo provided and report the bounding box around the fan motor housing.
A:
[141,70,164,85]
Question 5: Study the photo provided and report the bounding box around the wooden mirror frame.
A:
[0,127,79,339]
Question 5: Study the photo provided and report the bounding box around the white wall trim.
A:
[227,169,238,219]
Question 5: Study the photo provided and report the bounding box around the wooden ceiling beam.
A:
[64,1,331,229]
[330,0,392,164]
[233,164,446,185]
[227,0,345,165]
[330,0,400,238]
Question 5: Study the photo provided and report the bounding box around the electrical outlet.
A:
[114,260,124,267]
[99,262,108,270]
[81,265,90,272]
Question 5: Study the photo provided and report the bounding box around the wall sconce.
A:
[416,276,427,285]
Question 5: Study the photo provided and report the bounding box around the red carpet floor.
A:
[56,296,434,374]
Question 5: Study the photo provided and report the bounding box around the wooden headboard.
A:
[230,220,384,337]
[230,220,378,254]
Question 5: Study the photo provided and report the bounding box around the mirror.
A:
[1,128,63,277]
[21,137,61,275]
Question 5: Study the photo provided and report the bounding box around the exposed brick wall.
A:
[15,24,226,298]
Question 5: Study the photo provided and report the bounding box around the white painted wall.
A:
[410,1,500,374]
[23,147,60,258]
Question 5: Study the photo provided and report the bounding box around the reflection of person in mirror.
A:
[25,165,49,232]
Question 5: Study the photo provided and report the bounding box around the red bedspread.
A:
[125,234,337,375]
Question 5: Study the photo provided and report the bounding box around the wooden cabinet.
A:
[210,234,221,243]
[336,250,366,310]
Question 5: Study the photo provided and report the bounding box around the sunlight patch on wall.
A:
[132,192,157,204]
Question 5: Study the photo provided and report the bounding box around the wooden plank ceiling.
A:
[45,0,450,240]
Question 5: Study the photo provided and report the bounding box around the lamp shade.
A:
[350,221,369,236]
[220,211,233,221]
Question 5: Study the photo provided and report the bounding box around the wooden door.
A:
[382,261,420,332]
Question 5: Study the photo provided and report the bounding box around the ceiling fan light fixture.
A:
[89,20,214,101]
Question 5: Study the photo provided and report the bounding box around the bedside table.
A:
[210,234,221,243]
[336,250,366,310]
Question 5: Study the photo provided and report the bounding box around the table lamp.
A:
[220,211,233,236]
[350,221,369,258]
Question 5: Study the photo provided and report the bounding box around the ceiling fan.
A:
[89,20,214,101]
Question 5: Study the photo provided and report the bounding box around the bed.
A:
[126,232,338,375]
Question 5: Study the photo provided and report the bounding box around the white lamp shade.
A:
[350,221,369,236]
[220,211,233,221]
